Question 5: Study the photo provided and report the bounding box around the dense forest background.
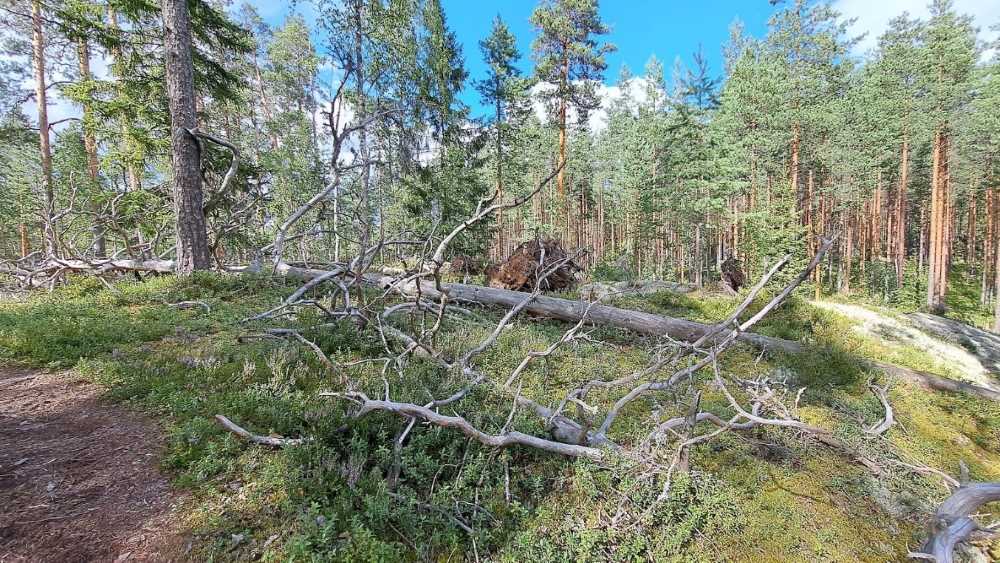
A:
[1,0,998,328]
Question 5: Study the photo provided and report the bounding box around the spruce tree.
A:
[476,15,529,258]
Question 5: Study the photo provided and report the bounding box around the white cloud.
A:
[530,77,660,133]
[834,0,1000,57]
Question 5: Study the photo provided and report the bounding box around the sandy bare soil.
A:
[0,367,184,562]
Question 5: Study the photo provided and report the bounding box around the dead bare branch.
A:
[865,381,895,436]
[215,414,309,447]
[911,482,1000,563]
[323,392,605,460]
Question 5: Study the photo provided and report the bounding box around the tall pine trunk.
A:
[493,75,505,262]
[995,224,1000,333]
[927,128,946,311]
[966,189,977,267]
[162,0,211,274]
[895,137,909,286]
[984,184,996,306]
[18,224,29,258]
[557,49,568,241]
[77,37,106,258]
[32,0,56,257]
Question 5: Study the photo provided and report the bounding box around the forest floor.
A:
[1,272,999,561]
[0,365,184,562]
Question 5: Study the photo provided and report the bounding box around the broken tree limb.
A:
[189,129,240,215]
[865,381,895,436]
[168,300,211,313]
[215,414,309,447]
[323,393,605,460]
[911,482,1000,563]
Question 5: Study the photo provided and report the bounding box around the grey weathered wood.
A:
[343,273,1000,402]
[12,259,995,403]
[914,482,1000,563]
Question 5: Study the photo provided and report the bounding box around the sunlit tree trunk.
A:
[32,0,56,257]
[966,188,977,267]
[895,137,909,286]
[928,128,946,310]
[557,49,568,239]
[995,227,1000,333]
[842,211,853,293]
[878,185,883,261]
[18,224,29,258]
[984,183,996,306]
[493,74,505,261]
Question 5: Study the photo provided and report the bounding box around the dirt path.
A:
[0,367,184,562]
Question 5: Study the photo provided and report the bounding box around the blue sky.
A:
[16,1,999,128]
[440,0,772,117]
[249,0,776,119]
[242,0,999,120]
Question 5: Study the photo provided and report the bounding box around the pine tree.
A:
[163,0,212,273]
[530,0,614,237]
[30,0,56,256]
[868,15,925,286]
[923,0,977,311]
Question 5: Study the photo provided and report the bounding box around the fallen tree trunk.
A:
[1,258,175,277]
[255,262,1000,402]
[578,280,695,301]
[347,273,1000,402]
[10,258,997,402]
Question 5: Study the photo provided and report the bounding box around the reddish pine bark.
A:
[895,138,909,286]
[32,0,56,257]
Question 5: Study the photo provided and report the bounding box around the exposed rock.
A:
[907,313,1000,377]
[811,301,998,389]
